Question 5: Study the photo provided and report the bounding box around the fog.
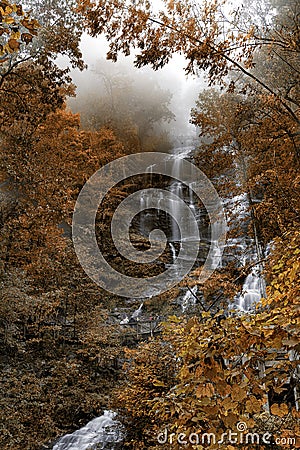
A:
[66,34,206,146]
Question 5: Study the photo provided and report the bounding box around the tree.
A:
[78,0,300,124]
[113,331,178,449]
[0,1,39,63]
[0,55,137,447]
[113,229,300,449]
[86,2,300,445]
[70,58,175,151]
[0,40,176,447]
[191,86,300,244]
[0,0,85,141]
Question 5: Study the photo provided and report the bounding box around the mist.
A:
[66,34,206,148]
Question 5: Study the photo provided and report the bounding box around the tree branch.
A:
[147,16,300,125]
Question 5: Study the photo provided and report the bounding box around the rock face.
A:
[52,411,124,450]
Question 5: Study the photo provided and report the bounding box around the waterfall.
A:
[236,269,263,312]
[166,149,201,280]
[222,193,266,312]
[181,285,198,312]
[209,240,222,270]
[52,411,124,450]
[169,242,177,262]
[139,146,199,243]
[189,184,195,209]
[139,195,145,234]
[169,154,185,242]
[225,237,248,267]
[232,242,265,313]
[169,181,183,241]
[168,148,198,242]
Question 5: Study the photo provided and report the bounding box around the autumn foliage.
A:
[114,232,300,448]
[77,0,300,447]
[0,0,300,449]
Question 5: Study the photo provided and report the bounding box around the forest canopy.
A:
[0,0,299,449]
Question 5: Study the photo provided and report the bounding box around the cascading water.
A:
[181,285,198,312]
[209,240,223,270]
[53,147,268,450]
[224,195,266,312]
[52,411,124,450]
[236,268,263,312]
[164,147,197,242]
[169,242,177,262]
[139,146,201,266]
[170,181,183,241]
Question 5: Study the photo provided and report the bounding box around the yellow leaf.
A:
[4,16,15,24]
[152,379,166,387]
[5,5,14,14]
[271,403,289,417]
[10,31,21,40]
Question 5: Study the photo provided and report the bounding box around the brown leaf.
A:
[196,383,214,398]
[271,403,289,417]
[8,38,20,50]
[231,385,247,402]
[21,33,33,44]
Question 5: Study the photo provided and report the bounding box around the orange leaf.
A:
[271,403,289,417]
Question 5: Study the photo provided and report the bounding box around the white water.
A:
[168,149,196,241]
[225,237,248,267]
[209,240,222,269]
[52,411,124,450]
[131,302,144,320]
[169,182,183,241]
[140,150,265,313]
[236,269,262,312]
[181,285,198,312]
[223,193,266,312]
[120,302,144,324]
[169,242,177,262]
